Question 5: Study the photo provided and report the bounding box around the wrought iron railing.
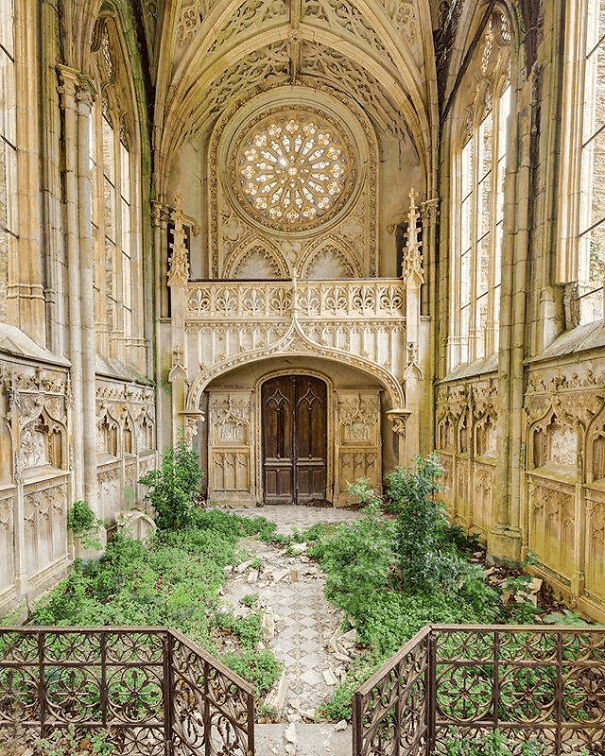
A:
[353,624,605,756]
[0,627,255,755]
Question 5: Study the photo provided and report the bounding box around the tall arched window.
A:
[448,9,512,371]
[576,0,605,322]
[89,16,142,364]
[0,0,17,323]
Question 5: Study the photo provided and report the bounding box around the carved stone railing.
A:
[187,279,405,320]
[0,627,255,755]
[353,624,605,756]
[184,279,407,385]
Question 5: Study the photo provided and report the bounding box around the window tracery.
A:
[233,109,353,231]
[90,16,142,363]
[0,0,17,323]
[574,0,605,322]
[448,8,512,370]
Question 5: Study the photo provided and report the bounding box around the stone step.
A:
[255,722,351,756]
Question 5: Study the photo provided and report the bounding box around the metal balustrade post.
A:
[247,690,255,756]
[426,630,436,755]
[493,630,500,729]
[100,632,108,728]
[37,632,47,740]
[352,691,362,756]
[163,632,175,756]
[555,631,563,756]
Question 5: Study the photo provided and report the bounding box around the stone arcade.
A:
[1,0,605,625]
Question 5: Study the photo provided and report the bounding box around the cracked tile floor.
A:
[217,505,362,716]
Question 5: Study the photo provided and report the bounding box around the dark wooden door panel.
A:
[262,377,295,504]
[295,376,327,502]
[262,375,327,504]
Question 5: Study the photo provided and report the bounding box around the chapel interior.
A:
[1,0,604,625]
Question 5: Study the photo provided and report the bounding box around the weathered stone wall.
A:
[437,0,605,621]
[0,0,158,616]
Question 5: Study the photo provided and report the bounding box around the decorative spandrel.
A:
[234,110,354,231]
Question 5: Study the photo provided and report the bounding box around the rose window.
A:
[234,111,353,230]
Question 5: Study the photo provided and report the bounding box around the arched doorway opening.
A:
[261,375,328,505]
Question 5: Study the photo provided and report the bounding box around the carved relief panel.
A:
[528,480,575,582]
[335,389,382,504]
[23,482,68,580]
[585,496,605,604]
[0,492,14,593]
[207,390,254,503]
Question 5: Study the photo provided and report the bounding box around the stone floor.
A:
[215,505,362,755]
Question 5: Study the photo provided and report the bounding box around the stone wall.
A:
[437,0,605,621]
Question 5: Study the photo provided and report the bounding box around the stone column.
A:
[401,189,425,466]
[167,197,190,444]
[76,79,100,524]
[151,201,171,453]
[421,197,439,456]
[7,375,27,597]
[57,66,84,502]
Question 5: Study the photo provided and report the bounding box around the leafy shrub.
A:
[67,500,102,550]
[307,496,394,617]
[386,454,452,592]
[67,500,96,536]
[215,610,263,649]
[220,649,282,696]
[139,437,205,530]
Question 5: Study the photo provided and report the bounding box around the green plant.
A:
[386,454,453,592]
[444,729,544,755]
[35,726,116,756]
[215,610,263,649]
[139,436,205,530]
[220,649,282,696]
[241,593,259,608]
[32,509,283,700]
[348,477,383,508]
[67,500,102,551]
[307,495,394,617]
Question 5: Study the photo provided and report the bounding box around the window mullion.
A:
[486,98,501,356]
[469,130,480,362]
[113,118,124,360]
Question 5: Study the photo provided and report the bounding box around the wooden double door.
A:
[261,375,328,505]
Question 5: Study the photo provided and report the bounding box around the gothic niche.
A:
[0,422,12,485]
[532,414,578,473]
[98,413,119,458]
[458,410,470,454]
[123,416,134,455]
[475,413,497,458]
[301,242,359,280]
[20,413,64,470]
[137,412,154,452]
[438,415,454,450]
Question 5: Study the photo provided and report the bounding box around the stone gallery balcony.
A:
[183,278,407,384]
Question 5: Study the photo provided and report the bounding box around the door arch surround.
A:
[255,369,334,505]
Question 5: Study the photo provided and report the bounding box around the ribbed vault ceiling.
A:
[152,0,437,193]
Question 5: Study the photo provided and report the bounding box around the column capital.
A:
[56,66,97,108]
[420,196,440,225]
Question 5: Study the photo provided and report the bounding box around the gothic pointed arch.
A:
[298,237,362,280]
[224,239,289,279]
